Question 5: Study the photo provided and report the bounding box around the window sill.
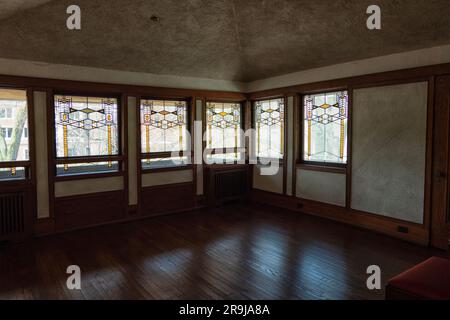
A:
[141,164,193,173]
[54,171,123,182]
[254,157,284,166]
[296,163,346,174]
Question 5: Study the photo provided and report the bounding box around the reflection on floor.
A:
[0,203,446,300]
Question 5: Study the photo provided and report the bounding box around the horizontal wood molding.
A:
[296,163,347,174]
[0,74,246,100]
[247,62,450,98]
[250,189,429,246]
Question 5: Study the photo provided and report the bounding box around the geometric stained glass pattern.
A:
[206,102,242,150]
[254,98,284,159]
[140,99,188,154]
[303,91,348,164]
[54,95,119,172]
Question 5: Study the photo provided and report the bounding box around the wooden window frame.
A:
[51,92,124,181]
[138,97,193,173]
[0,87,34,184]
[204,100,246,165]
[298,88,350,172]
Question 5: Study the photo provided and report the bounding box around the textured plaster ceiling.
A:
[0,0,449,82]
[0,0,53,19]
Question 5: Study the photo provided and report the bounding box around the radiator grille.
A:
[214,169,248,200]
[0,193,25,238]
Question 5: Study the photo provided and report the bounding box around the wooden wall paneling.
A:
[140,182,195,216]
[54,190,126,231]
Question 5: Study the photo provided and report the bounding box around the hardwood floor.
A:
[0,203,446,300]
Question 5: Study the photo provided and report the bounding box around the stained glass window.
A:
[0,88,29,181]
[54,95,119,176]
[206,101,243,162]
[140,99,189,169]
[254,98,284,159]
[303,91,348,164]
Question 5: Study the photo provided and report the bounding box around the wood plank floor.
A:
[0,203,447,300]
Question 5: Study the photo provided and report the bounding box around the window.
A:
[54,95,120,176]
[23,127,28,138]
[303,91,348,164]
[254,98,284,159]
[140,99,189,169]
[0,88,29,181]
[1,127,13,139]
[205,101,243,163]
[0,107,13,119]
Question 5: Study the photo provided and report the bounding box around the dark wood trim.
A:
[33,217,55,236]
[423,77,435,229]
[292,94,299,196]
[53,170,123,182]
[282,96,288,195]
[204,163,247,170]
[46,88,55,220]
[141,164,193,173]
[141,151,190,159]
[135,95,142,215]
[251,189,429,246]
[346,88,354,209]
[54,155,123,164]
[0,74,246,101]
[247,62,450,98]
[431,75,450,249]
[141,181,194,191]
[0,161,31,168]
[204,147,245,155]
[190,96,197,197]
[122,93,129,212]
[297,163,346,174]
[26,88,37,187]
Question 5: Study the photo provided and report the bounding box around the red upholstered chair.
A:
[386,257,450,300]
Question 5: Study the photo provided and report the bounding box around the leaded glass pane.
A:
[303,91,348,164]
[254,98,284,159]
[54,95,119,158]
[206,101,242,147]
[54,95,119,176]
[140,99,188,153]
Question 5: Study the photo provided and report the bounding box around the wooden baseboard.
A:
[250,189,429,246]
[34,218,55,236]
